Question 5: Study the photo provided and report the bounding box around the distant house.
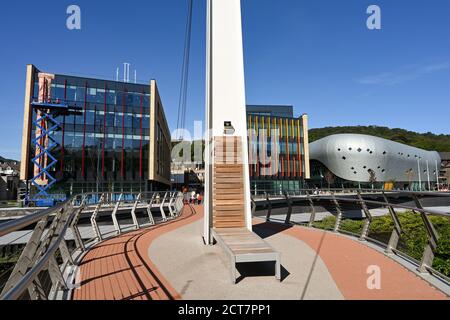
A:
[0,161,20,201]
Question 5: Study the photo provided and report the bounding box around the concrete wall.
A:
[20,65,36,181]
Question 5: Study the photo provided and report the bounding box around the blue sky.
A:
[0,0,449,160]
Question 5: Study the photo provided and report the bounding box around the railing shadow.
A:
[253,221,293,239]
[300,230,327,300]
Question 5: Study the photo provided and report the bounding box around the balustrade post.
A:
[70,196,87,252]
[307,191,317,227]
[382,192,402,254]
[160,192,168,221]
[111,193,123,235]
[332,193,343,232]
[131,193,141,229]
[91,193,105,242]
[357,191,372,241]
[413,195,440,273]
[251,196,256,217]
[147,193,156,225]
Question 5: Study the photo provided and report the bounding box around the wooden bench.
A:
[212,228,281,284]
[212,136,281,284]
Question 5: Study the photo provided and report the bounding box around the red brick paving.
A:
[255,221,448,300]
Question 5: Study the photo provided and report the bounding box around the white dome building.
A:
[309,134,441,190]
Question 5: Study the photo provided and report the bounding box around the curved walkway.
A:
[253,222,447,300]
[72,206,201,300]
[72,205,448,300]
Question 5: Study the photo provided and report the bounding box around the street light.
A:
[435,160,440,192]
[417,158,422,191]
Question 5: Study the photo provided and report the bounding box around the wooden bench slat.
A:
[213,180,244,185]
[213,201,244,207]
[214,186,244,190]
[213,190,243,195]
[214,212,245,217]
[214,165,243,170]
[214,194,244,200]
[214,223,247,228]
[214,182,243,187]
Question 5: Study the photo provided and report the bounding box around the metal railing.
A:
[0,191,185,300]
[256,189,450,285]
[251,187,449,200]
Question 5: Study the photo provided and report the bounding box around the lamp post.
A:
[417,159,422,191]
[436,160,440,192]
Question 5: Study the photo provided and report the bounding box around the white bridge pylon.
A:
[204,0,252,244]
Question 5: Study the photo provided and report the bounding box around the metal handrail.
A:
[0,191,183,236]
[0,201,69,237]
[1,206,75,300]
[252,188,450,198]
[312,195,450,218]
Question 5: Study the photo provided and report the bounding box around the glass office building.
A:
[246,106,310,195]
[20,65,171,197]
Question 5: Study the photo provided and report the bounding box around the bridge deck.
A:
[71,205,448,300]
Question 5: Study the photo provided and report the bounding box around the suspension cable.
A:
[176,0,193,141]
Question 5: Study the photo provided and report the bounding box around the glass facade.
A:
[247,114,308,195]
[246,105,294,118]
[310,160,430,191]
[28,73,152,196]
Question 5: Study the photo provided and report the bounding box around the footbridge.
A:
[1,0,449,301]
[0,189,449,300]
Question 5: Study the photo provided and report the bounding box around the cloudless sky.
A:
[0,0,449,160]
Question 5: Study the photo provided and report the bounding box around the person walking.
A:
[183,190,189,205]
[195,193,200,205]
[197,193,203,205]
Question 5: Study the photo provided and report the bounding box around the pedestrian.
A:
[183,191,189,205]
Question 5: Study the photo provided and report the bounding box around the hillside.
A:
[0,156,19,163]
[309,126,450,152]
